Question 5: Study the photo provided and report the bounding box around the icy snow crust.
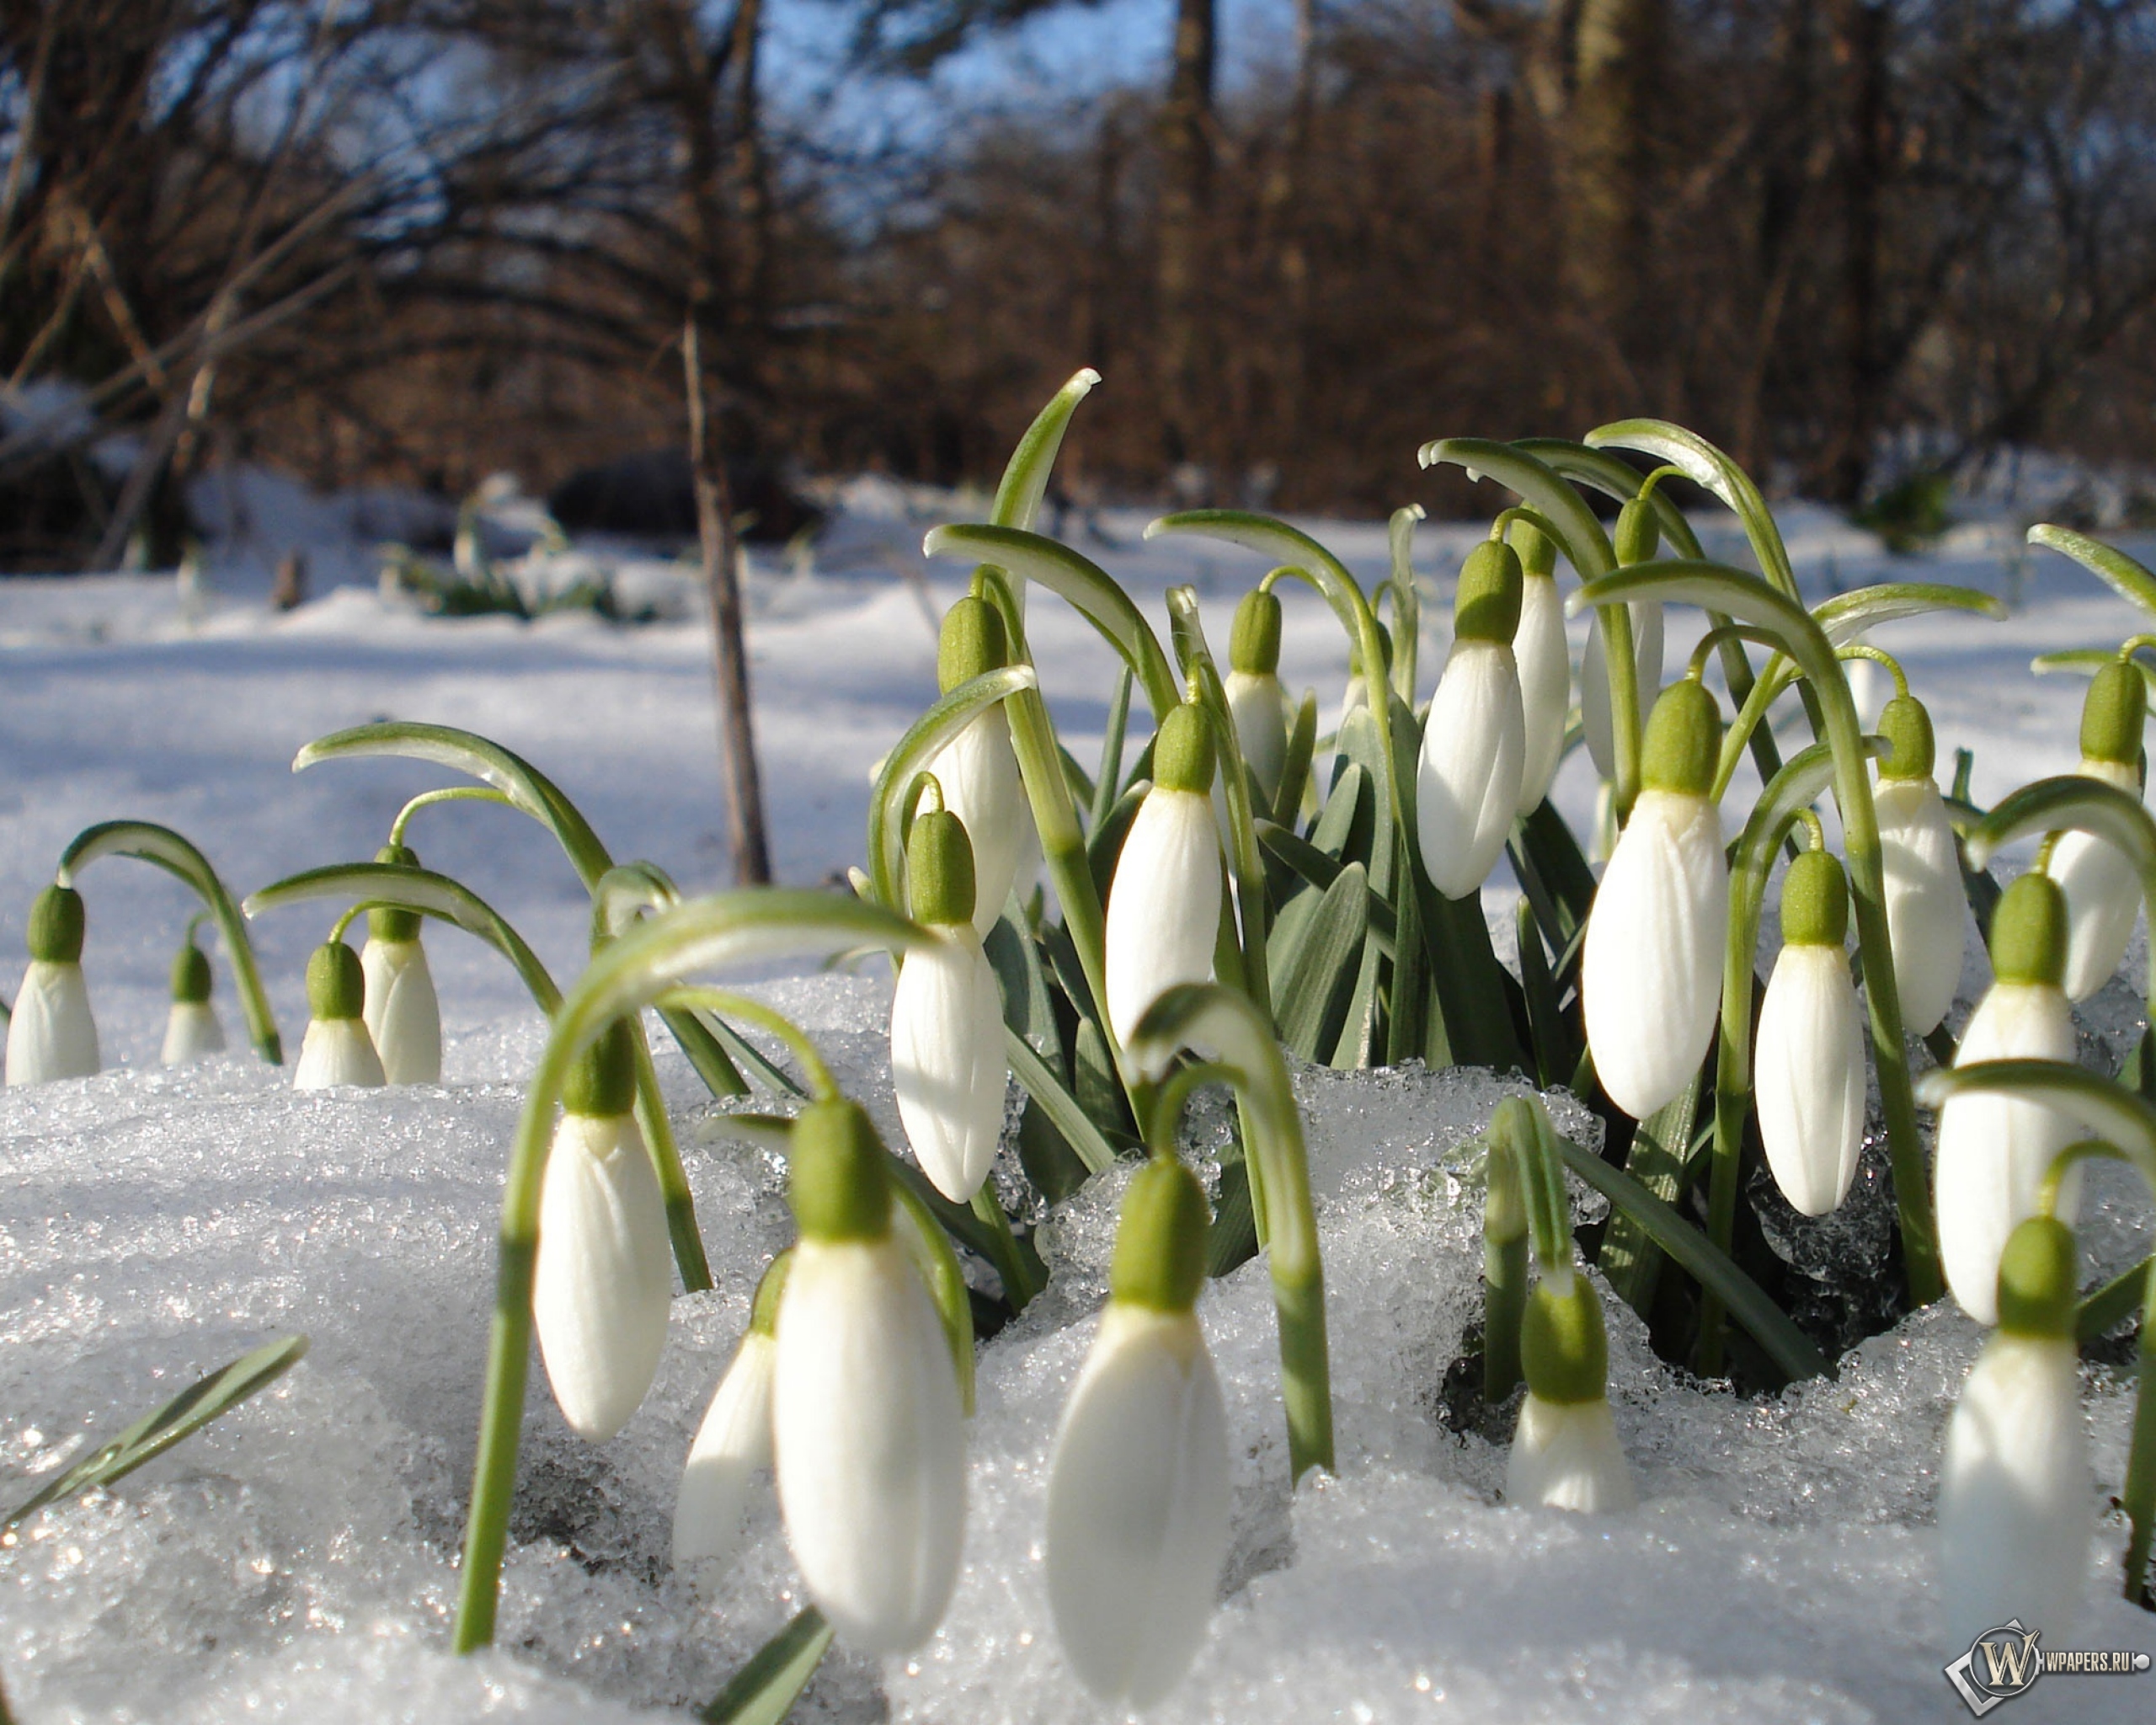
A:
[6,483,2156,1717]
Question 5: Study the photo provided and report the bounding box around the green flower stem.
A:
[1480,1103,1534,1400]
[969,1186,1039,1309]
[1838,643,1910,697]
[452,893,931,1653]
[1573,562,1942,1307]
[1918,1060,2156,1606]
[1130,983,1332,1480]
[57,820,283,1063]
[390,785,512,845]
[1687,622,1787,686]
[1698,740,1850,1375]
[1385,505,1422,703]
[893,1180,978,1416]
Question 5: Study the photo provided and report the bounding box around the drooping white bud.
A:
[931,595,1026,936]
[161,1001,226,1065]
[1105,706,1220,1065]
[1513,561,1570,817]
[362,937,442,1084]
[1222,670,1289,807]
[6,961,100,1085]
[292,941,384,1090]
[673,1328,777,1574]
[1580,601,1662,783]
[1755,851,1865,1216]
[1875,779,1969,1036]
[891,923,1008,1203]
[2052,758,2143,1001]
[1417,540,1527,900]
[1506,1269,1635,1514]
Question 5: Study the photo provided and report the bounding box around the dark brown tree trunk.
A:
[1818,0,1889,505]
[1156,0,1215,469]
[1563,0,1663,359]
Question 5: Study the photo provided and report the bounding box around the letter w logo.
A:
[1979,1628,2043,1692]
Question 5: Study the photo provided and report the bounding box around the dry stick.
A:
[685,313,772,884]
[0,0,64,304]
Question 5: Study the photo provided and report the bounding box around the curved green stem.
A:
[1574,561,1940,1307]
[654,985,840,1100]
[451,893,932,1652]
[1689,622,1786,685]
[390,785,512,845]
[58,820,282,1062]
[1837,643,1909,698]
[1130,983,1331,1480]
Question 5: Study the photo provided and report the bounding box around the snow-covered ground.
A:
[4,471,2156,1722]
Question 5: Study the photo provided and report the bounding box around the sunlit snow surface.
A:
[8,483,2156,1719]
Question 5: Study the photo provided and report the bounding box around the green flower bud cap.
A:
[787,1097,894,1243]
[1994,1215,2079,1339]
[1521,1270,1610,1405]
[170,938,212,1005]
[1506,518,1557,579]
[1454,540,1524,644]
[1230,587,1283,675]
[1153,702,1217,794]
[1991,871,2068,987]
[1780,850,1849,948]
[1614,499,1662,567]
[1107,1155,1211,1312]
[306,939,366,1022]
[937,595,1010,693]
[561,1017,637,1118]
[369,842,422,943]
[1640,678,1721,798]
[1876,694,1936,782]
[27,884,85,964]
[748,1247,794,1337]
[2079,660,2147,767]
[906,805,978,927]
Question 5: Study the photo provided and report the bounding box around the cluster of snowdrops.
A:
[11,372,2156,1712]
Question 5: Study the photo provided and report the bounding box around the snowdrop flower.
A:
[926,595,1026,936]
[1510,520,1570,816]
[1582,677,1728,1119]
[1581,501,1664,783]
[5,885,99,1086]
[360,844,441,1084]
[292,939,386,1089]
[1105,700,1221,1068]
[1047,1156,1230,1709]
[533,1017,671,1441]
[1872,694,1972,1035]
[160,927,227,1066]
[2049,660,2146,1001]
[1223,584,1290,809]
[1506,1267,1635,1514]
[890,793,1008,1202]
[1756,848,1865,1215]
[1937,873,2079,1326]
[1417,539,1526,898]
[772,1098,965,1653]
[673,1252,788,1573]
[1939,1215,2090,1651]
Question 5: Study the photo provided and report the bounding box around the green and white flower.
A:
[926,596,1026,936]
[1417,540,1526,899]
[673,1252,787,1574]
[1105,701,1221,1065]
[1872,694,1970,1036]
[1509,519,1570,817]
[160,925,227,1066]
[292,939,386,1090]
[1223,584,1290,808]
[5,885,99,1086]
[1506,1267,1635,1514]
[2048,660,2147,1001]
[1755,849,1865,1215]
[360,843,442,1084]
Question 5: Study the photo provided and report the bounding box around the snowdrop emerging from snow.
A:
[1939,1215,2091,1651]
[926,596,1026,937]
[772,1097,965,1653]
[160,930,226,1066]
[1506,1266,1636,1514]
[291,940,386,1090]
[1871,694,1971,1036]
[673,1252,787,1574]
[531,1017,671,1441]
[360,844,442,1084]
[1047,1155,1231,1710]
[1509,519,1570,817]
[1935,873,2079,1327]
[1105,700,1221,1068]
[1582,677,1728,1120]
[1417,538,1526,899]
[1223,584,1290,809]
[889,794,1007,1203]
[1755,848,1865,1215]
[2047,660,2147,1002]
[5,884,99,1085]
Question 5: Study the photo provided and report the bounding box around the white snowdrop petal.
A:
[1582,789,1727,1119]
[1047,1304,1232,1709]
[1580,601,1662,782]
[532,1111,673,1442]
[1105,788,1220,1060]
[891,923,1009,1202]
[1505,1393,1636,1514]
[929,708,1025,937]
[1223,670,1289,806]
[1939,1334,2090,1652]
[673,1331,776,1573]
[5,961,101,1085]
[2050,826,2141,1002]
[1755,943,1867,1216]
[160,1000,227,1066]
[1513,575,1570,816]
[362,937,443,1084]
[1936,983,2079,1326]
[1416,639,1526,899]
[292,1017,386,1090]
[1874,777,1970,1034]
[773,1236,966,1653]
